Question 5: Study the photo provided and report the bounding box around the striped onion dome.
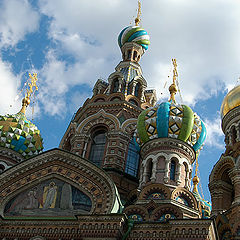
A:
[0,112,43,159]
[135,101,206,153]
[118,26,150,50]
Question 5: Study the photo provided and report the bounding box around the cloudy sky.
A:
[0,0,239,200]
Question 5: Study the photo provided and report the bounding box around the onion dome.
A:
[192,176,211,219]
[220,85,240,119]
[135,59,206,153]
[135,102,206,152]
[118,26,150,50]
[0,99,43,159]
[0,73,43,159]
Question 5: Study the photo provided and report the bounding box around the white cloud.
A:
[37,0,240,110]
[0,0,40,47]
[204,115,224,149]
[0,57,20,115]
[37,50,107,116]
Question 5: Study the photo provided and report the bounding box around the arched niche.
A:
[4,177,93,217]
[0,149,121,217]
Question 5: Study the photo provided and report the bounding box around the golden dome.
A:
[221,85,240,118]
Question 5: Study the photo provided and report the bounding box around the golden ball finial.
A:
[193,175,200,184]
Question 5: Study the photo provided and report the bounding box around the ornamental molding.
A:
[140,138,195,163]
[209,155,235,183]
[0,147,24,163]
[222,106,240,133]
[77,109,121,133]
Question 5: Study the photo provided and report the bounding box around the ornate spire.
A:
[135,0,141,26]
[19,73,38,115]
[169,59,178,103]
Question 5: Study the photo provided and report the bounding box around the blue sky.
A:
[0,0,239,201]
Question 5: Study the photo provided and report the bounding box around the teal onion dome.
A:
[0,112,43,159]
[135,101,206,152]
[118,26,150,50]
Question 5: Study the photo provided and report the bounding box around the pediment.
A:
[0,148,121,218]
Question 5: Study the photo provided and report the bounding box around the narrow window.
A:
[125,139,140,177]
[127,50,132,60]
[135,83,140,97]
[133,51,137,60]
[112,79,119,93]
[147,160,153,181]
[170,160,176,180]
[89,130,106,167]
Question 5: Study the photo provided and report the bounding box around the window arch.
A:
[125,138,140,177]
[170,160,176,181]
[89,129,107,167]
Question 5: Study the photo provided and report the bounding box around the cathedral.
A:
[0,3,239,240]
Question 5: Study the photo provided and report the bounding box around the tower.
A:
[209,85,240,239]
[59,4,156,200]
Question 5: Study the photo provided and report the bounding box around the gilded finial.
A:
[19,73,38,115]
[135,0,141,26]
[169,59,178,103]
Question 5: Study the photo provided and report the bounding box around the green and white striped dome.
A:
[0,112,43,159]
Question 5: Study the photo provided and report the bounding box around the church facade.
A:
[0,8,239,240]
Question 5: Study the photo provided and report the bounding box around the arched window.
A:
[170,160,176,180]
[147,160,153,181]
[125,139,140,177]
[133,51,137,60]
[89,129,107,167]
[127,50,132,60]
[112,79,119,93]
[135,83,140,97]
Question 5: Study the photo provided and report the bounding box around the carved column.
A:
[131,82,136,96]
[164,158,170,184]
[176,163,182,185]
[150,158,158,183]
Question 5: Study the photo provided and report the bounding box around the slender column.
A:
[150,158,158,183]
[164,159,170,184]
[236,126,240,142]
[176,163,182,185]
[131,82,136,95]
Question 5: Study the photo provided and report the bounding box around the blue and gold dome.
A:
[118,26,150,50]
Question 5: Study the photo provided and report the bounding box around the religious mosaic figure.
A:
[40,181,57,209]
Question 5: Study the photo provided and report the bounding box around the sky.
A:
[0,0,240,201]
